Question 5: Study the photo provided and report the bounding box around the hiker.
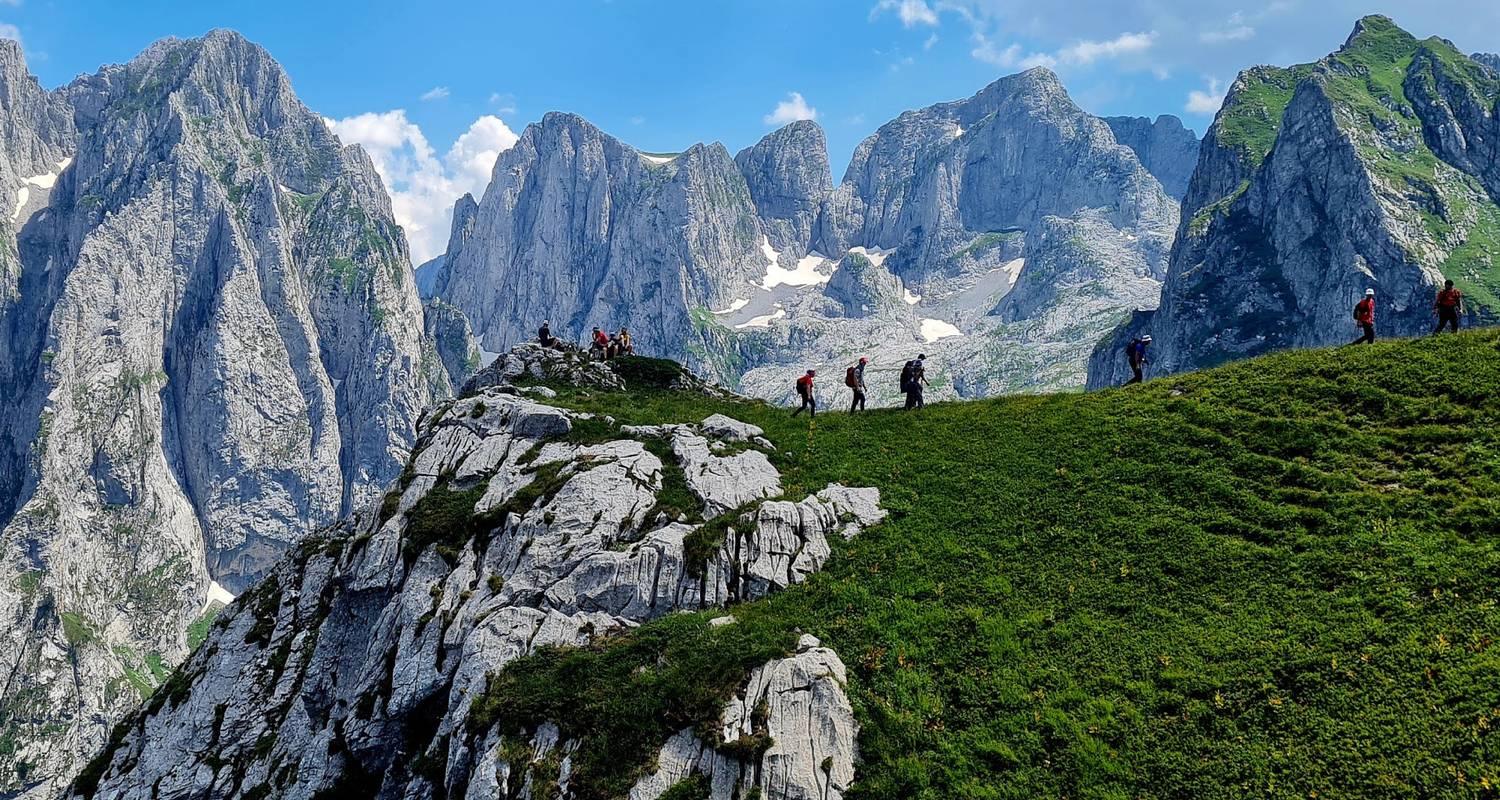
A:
[1349,288,1376,345]
[1433,280,1463,334]
[607,332,621,359]
[538,320,556,348]
[590,327,609,359]
[618,327,634,355]
[846,357,868,413]
[1125,335,1151,385]
[900,354,928,410]
[792,370,817,418]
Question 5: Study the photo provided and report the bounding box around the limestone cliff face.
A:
[1102,114,1200,200]
[734,119,831,257]
[0,30,445,796]
[431,113,766,362]
[0,39,75,306]
[813,67,1177,291]
[1089,17,1500,387]
[71,346,879,800]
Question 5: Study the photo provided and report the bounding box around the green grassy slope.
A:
[472,332,1500,799]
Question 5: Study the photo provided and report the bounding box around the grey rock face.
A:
[734,120,832,257]
[0,30,445,796]
[432,113,766,362]
[424,298,482,388]
[822,251,906,318]
[1103,114,1201,199]
[0,38,75,306]
[1089,17,1500,388]
[73,356,882,800]
[626,634,857,800]
[814,67,1176,289]
[1474,52,1500,73]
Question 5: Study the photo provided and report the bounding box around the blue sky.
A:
[4,0,1498,261]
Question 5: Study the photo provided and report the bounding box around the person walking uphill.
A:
[1433,280,1463,334]
[792,370,817,418]
[846,357,868,413]
[1125,335,1151,385]
[1349,289,1376,345]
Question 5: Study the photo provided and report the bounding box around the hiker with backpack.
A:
[846,358,868,413]
[792,370,817,418]
[900,355,928,410]
[1349,288,1376,345]
[1433,280,1463,334]
[538,320,557,349]
[1125,335,1151,385]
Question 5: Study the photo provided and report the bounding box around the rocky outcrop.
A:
[0,38,76,305]
[734,120,831,257]
[0,30,446,796]
[1103,114,1200,199]
[1089,17,1500,388]
[424,298,483,387]
[822,251,906,318]
[71,348,883,800]
[1474,52,1500,73]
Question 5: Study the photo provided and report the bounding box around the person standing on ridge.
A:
[901,354,929,410]
[1125,335,1151,385]
[1433,280,1463,334]
[1349,288,1376,345]
[846,357,868,413]
[538,320,556,348]
[793,370,817,418]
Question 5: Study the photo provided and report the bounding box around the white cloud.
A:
[923,32,940,49]
[326,110,518,263]
[764,92,817,125]
[1200,25,1255,42]
[971,30,1154,69]
[1185,78,1225,114]
[420,86,450,102]
[1201,13,1256,43]
[1054,31,1156,65]
[488,92,517,115]
[0,23,21,46]
[871,0,939,27]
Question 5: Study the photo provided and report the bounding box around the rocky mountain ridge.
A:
[1089,16,1500,386]
[0,30,456,797]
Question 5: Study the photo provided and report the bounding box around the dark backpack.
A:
[845,366,859,388]
[899,360,917,392]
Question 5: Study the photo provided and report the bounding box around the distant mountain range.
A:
[426,68,1188,405]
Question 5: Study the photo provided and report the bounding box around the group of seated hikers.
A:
[536,321,633,360]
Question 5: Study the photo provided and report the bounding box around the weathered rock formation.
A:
[71,346,881,800]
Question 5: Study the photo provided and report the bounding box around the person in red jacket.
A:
[792,369,817,418]
[1349,288,1376,345]
[1432,280,1463,334]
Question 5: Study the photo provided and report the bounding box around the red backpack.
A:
[845,366,858,388]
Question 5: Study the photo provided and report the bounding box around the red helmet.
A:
[859,357,868,364]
